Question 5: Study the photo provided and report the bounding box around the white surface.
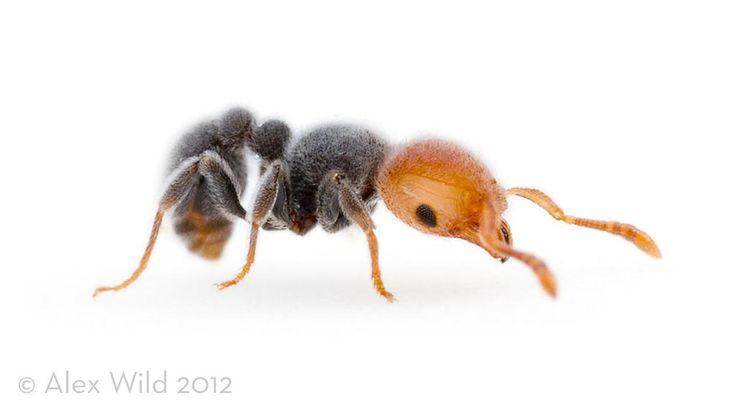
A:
[1,1,734,402]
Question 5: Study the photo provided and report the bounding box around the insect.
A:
[94,108,661,301]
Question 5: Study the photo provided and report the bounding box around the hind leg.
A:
[93,156,201,297]
[198,150,247,220]
[507,188,661,257]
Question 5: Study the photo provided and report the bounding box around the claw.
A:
[216,278,242,290]
[93,287,111,298]
[377,289,397,303]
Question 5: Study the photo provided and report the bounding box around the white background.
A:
[1,1,734,402]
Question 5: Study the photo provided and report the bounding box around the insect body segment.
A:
[215,125,395,300]
[94,109,285,297]
[377,139,506,237]
[376,139,660,297]
[94,109,660,301]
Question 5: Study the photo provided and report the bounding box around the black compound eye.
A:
[415,204,437,227]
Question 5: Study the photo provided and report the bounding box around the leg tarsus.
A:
[216,222,259,289]
[93,209,166,298]
[366,230,396,302]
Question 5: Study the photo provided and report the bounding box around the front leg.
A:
[325,171,395,302]
[217,161,284,290]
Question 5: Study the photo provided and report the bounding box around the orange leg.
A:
[217,222,260,289]
[93,209,165,297]
[332,172,395,302]
[507,188,661,257]
[216,161,283,290]
[93,157,200,298]
[366,229,395,302]
[479,203,557,297]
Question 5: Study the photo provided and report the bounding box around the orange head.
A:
[376,139,558,296]
[377,139,511,257]
[376,137,662,299]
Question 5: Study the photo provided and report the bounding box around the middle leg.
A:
[217,161,284,290]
